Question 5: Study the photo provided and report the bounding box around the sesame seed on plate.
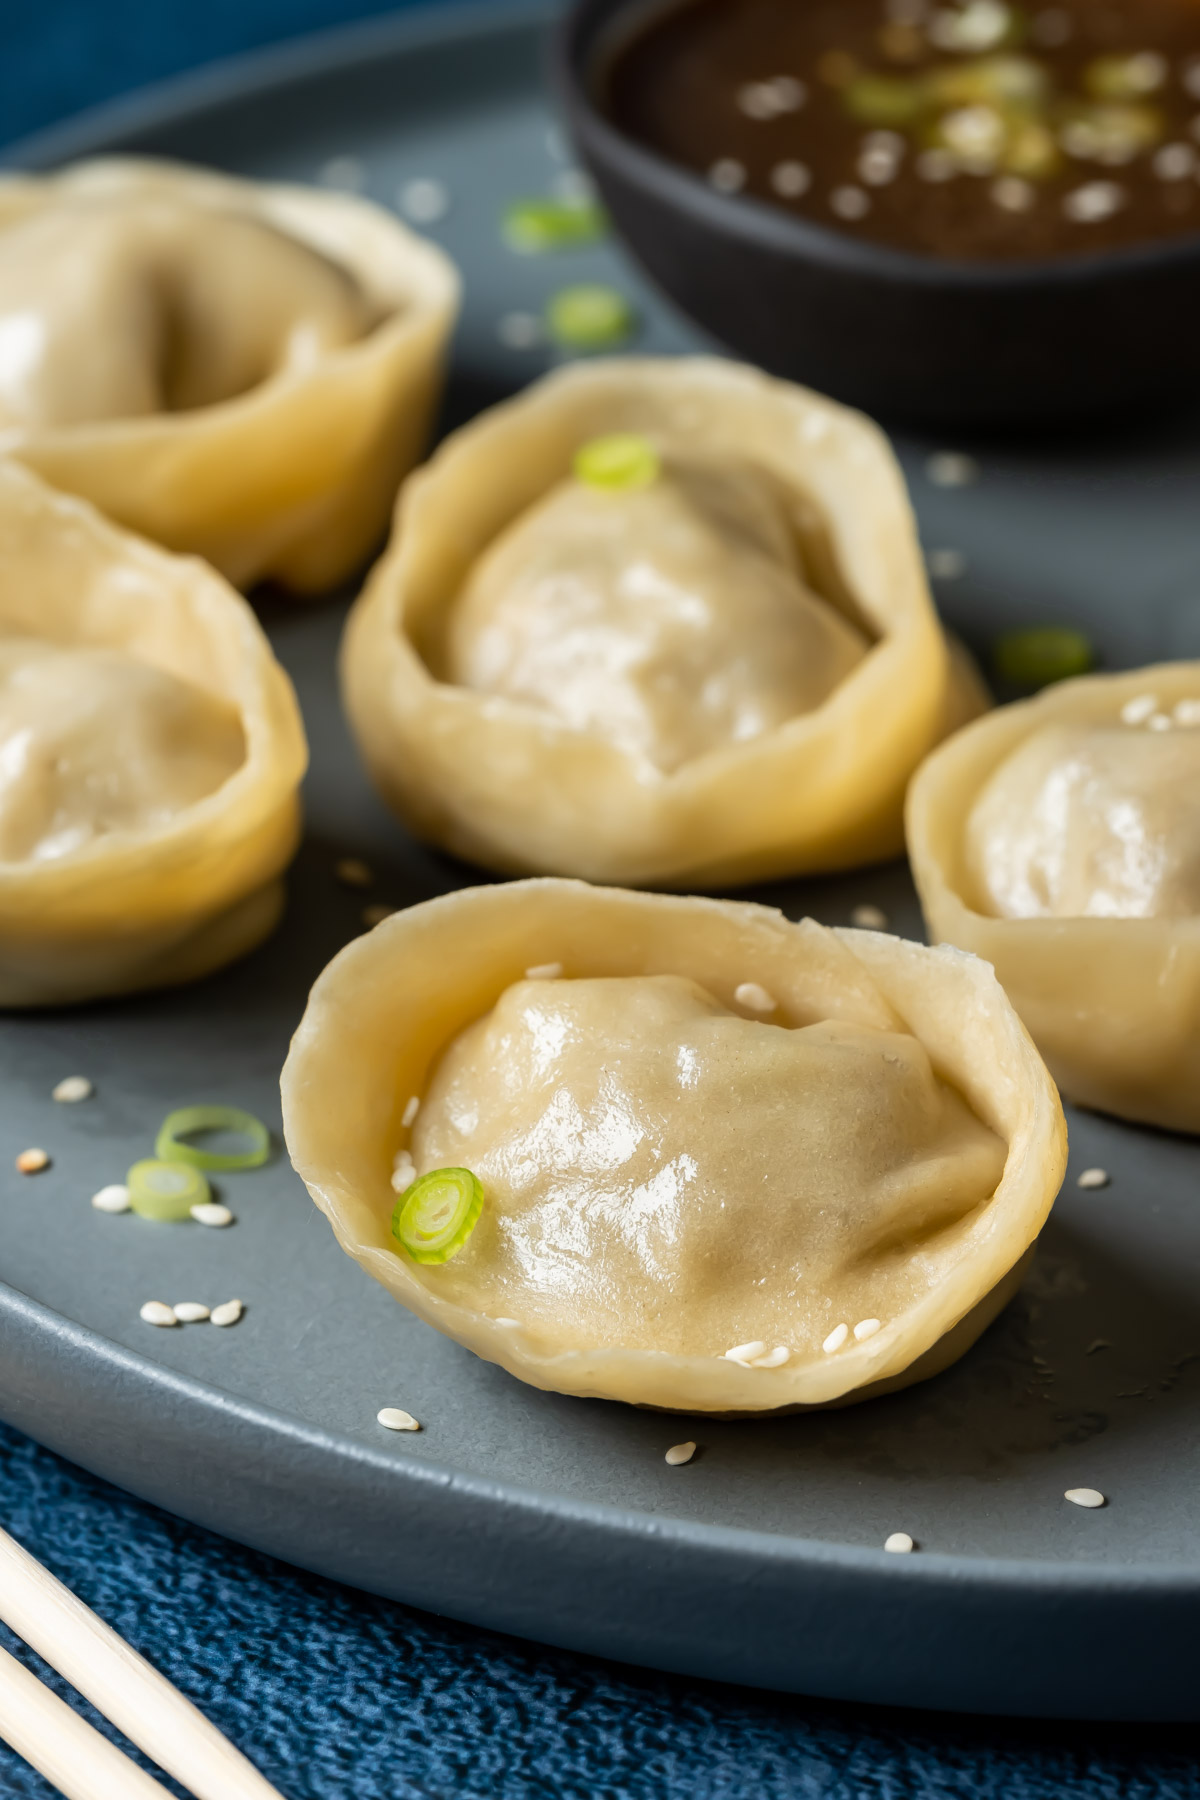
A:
[992,175,1035,213]
[927,547,966,580]
[854,1318,882,1341]
[1064,1487,1106,1509]
[1153,143,1197,182]
[1121,694,1158,725]
[1174,698,1200,726]
[823,1323,850,1354]
[191,1202,234,1228]
[1076,1168,1110,1190]
[210,1299,244,1328]
[173,1303,210,1324]
[665,1441,696,1465]
[735,981,777,1014]
[1148,713,1173,732]
[850,904,889,931]
[139,1301,177,1328]
[92,1184,131,1214]
[859,145,901,186]
[52,1076,93,1103]
[525,962,564,980]
[771,160,811,198]
[399,177,450,223]
[498,311,545,349]
[362,904,396,929]
[830,184,870,220]
[335,857,373,888]
[709,158,746,194]
[16,1148,49,1174]
[1063,181,1124,224]
[926,450,980,488]
[884,1532,915,1553]
[725,1339,767,1365]
[401,1095,421,1129]
[378,1407,420,1431]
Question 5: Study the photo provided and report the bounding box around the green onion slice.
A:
[991,626,1095,691]
[393,1167,485,1265]
[155,1105,271,1172]
[127,1159,211,1222]
[546,284,635,352]
[573,434,660,492]
[503,197,608,253]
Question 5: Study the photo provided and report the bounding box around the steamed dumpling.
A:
[966,720,1200,920]
[412,971,1005,1357]
[0,637,244,862]
[444,455,867,772]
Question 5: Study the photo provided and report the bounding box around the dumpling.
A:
[281,880,1065,1412]
[0,157,459,591]
[908,663,1200,1132]
[0,460,307,1005]
[341,358,988,888]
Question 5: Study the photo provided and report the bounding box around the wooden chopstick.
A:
[0,1522,286,1800]
[0,1641,175,1800]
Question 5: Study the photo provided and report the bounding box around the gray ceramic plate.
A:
[2,0,1199,1723]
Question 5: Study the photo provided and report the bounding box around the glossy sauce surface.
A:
[606,0,1200,259]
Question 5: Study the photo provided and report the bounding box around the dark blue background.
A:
[1,7,1198,1796]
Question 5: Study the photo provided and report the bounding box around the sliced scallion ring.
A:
[546,284,635,352]
[574,434,660,492]
[393,1167,485,1265]
[127,1159,211,1222]
[991,626,1095,691]
[155,1105,271,1172]
[502,196,608,253]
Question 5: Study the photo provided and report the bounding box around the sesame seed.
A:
[859,146,901,186]
[1064,1487,1106,1509]
[525,962,563,980]
[139,1301,177,1328]
[1085,1339,1111,1355]
[709,158,746,194]
[172,1303,210,1324]
[494,1318,521,1328]
[1121,694,1158,725]
[391,1151,416,1193]
[769,77,807,110]
[854,1318,882,1341]
[992,175,1035,213]
[92,1184,131,1214]
[738,81,780,120]
[1153,143,1197,182]
[1174,698,1200,726]
[830,185,870,220]
[770,160,811,198]
[52,1076,93,1104]
[399,177,450,223]
[1063,182,1124,224]
[735,981,777,1014]
[850,904,889,931]
[210,1299,244,1328]
[928,548,966,580]
[318,155,365,193]
[362,904,395,929]
[16,1149,49,1174]
[498,311,545,349]
[190,1202,234,1228]
[1076,1168,1110,1190]
[884,1531,915,1553]
[823,1323,849,1354]
[1148,713,1173,732]
[335,857,372,888]
[377,1407,420,1431]
[916,148,956,182]
[926,450,980,488]
[725,1339,767,1365]
[1124,51,1167,94]
[665,1441,696,1465]
[752,1346,791,1368]
[401,1095,421,1129]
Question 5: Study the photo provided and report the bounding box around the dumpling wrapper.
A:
[0,158,459,591]
[342,358,988,888]
[281,880,1066,1413]
[0,460,307,1005]
[909,663,1200,1132]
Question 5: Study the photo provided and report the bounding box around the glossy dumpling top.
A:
[966,707,1200,921]
[443,452,868,773]
[412,969,1005,1358]
[0,636,244,863]
[0,198,377,431]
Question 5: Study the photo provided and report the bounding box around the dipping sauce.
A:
[605,0,1200,260]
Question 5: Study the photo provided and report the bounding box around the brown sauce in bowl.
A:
[604,0,1200,260]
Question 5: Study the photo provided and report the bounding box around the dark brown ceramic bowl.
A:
[553,0,1200,429]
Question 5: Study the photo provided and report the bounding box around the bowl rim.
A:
[553,0,1200,293]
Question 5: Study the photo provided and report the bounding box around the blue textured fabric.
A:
[1,7,1199,1795]
[2,1420,1199,1799]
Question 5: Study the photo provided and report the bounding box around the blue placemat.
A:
[2,6,1200,1795]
